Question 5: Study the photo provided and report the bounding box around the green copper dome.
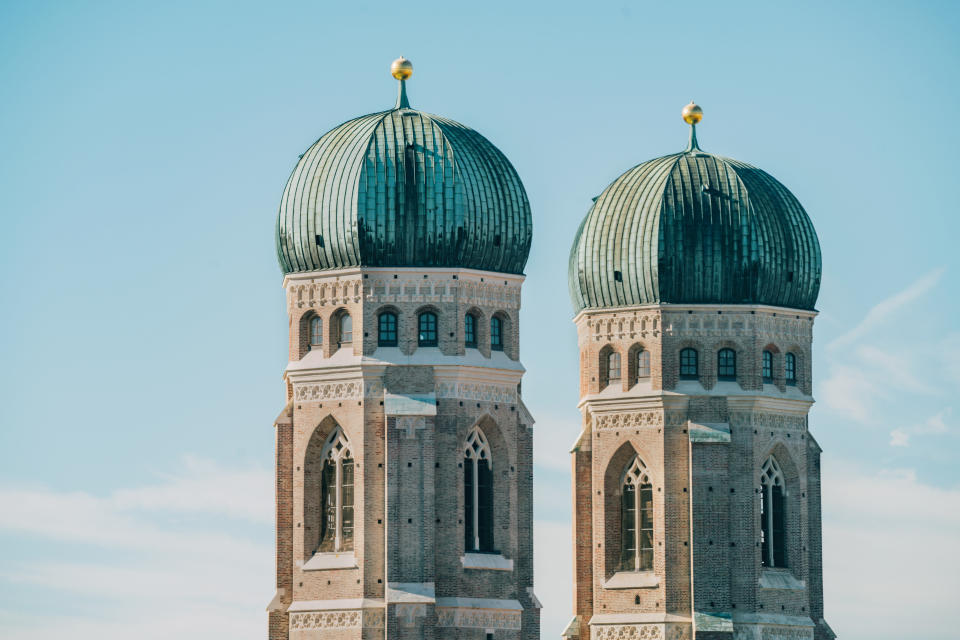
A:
[569,120,821,313]
[276,72,531,275]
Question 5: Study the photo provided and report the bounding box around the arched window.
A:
[785,353,797,386]
[607,351,622,386]
[418,312,438,347]
[717,348,736,380]
[309,316,322,348]
[637,349,651,379]
[463,426,493,552]
[490,316,503,351]
[620,456,653,572]
[465,313,477,348]
[679,348,698,379]
[760,457,787,568]
[338,313,353,347]
[318,427,354,553]
[762,350,774,383]
[378,312,397,347]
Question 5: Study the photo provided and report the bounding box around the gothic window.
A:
[490,316,503,351]
[463,426,494,552]
[620,456,653,572]
[465,313,477,348]
[760,457,787,568]
[418,312,438,347]
[763,350,774,382]
[717,348,736,380]
[607,351,622,386]
[309,315,322,348]
[785,352,797,385]
[637,349,651,379]
[378,312,397,347]
[338,313,353,347]
[679,348,698,379]
[318,427,354,553]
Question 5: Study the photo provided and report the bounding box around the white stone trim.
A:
[758,568,806,591]
[603,570,660,589]
[461,552,513,571]
[301,551,357,571]
[386,582,436,603]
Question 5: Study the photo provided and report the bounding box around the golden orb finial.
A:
[391,56,413,81]
[682,101,703,125]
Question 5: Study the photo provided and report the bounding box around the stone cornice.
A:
[284,266,525,312]
[573,302,817,326]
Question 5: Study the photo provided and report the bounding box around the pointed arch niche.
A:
[302,419,357,570]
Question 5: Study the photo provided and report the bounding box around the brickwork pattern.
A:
[274,267,538,639]
[570,305,828,640]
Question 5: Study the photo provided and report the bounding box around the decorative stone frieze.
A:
[292,379,383,402]
[394,603,428,627]
[435,382,517,403]
[587,312,661,342]
[288,608,385,630]
[435,607,522,630]
[593,411,663,430]
[593,623,663,640]
[289,279,364,311]
[288,274,522,312]
[662,313,812,342]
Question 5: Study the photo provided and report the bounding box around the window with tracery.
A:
[637,349,651,379]
[463,426,493,552]
[309,316,322,348]
[680,348,698,379]
[718,348,736,380]
[338,313,353,347]
[419,312,438,347]
[620,456,654,572]
[785,352,797,385]
[378,312,397,347]
[760,457,786,568]
[318,427,354,553]
[763,350,774,382]
[607,351,622,385]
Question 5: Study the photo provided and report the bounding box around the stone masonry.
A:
[565,304,834,640]
[269,267,540,640]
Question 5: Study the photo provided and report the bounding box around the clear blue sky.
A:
[1,2,958,639]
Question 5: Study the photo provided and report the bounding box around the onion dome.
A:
[569,103,821,313]
[277,58,532,275]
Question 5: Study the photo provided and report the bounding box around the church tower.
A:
[267,59,540,640]
[563,104,835,640]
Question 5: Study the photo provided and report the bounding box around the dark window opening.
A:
[679,348,698,379]
[465,313,477,348]
[491,316,503,351]
[378,312,397,347]
[418,312,438,347]
[717,348,736,380]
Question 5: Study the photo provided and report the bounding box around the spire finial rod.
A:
[391,57,413,109]
[682,101,703,152]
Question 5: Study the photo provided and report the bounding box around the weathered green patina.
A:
[276,90,532,275]
[568,133,821,313]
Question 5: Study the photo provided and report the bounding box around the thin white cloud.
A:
[819,363,877,423]
[828,267,945,350]
[889,407,952,447]
[0,456,272,640]
[823,459,960,639]
[112,454,272,523]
